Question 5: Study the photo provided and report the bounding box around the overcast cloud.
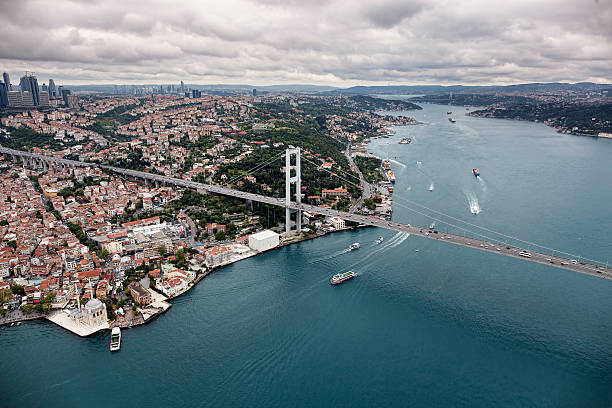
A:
[0,0,610,86]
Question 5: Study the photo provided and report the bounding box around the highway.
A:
[1,145,611,281]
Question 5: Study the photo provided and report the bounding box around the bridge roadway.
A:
[1,146,611,281]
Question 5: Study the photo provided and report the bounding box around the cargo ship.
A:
[110,327,121,352]
[331,270,355,285]
[387,171,395,183]
[473,168,480,177]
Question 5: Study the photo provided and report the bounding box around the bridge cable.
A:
[226,151,285,186]
[392,195,609,266]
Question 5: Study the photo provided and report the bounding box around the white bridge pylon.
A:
[285,147,301,234]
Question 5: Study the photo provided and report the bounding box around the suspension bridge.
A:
[1,145,610,281]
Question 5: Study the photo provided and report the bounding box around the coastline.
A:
[1,225,369,336]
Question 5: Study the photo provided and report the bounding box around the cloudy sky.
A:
[0,0,610,86]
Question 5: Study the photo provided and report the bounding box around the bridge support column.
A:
[285,147,301,235]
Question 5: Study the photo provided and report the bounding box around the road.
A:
[345,144,373,212]
[2,145,611,281]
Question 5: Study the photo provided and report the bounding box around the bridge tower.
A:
[285,147,301,234]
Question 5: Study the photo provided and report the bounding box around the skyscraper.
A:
[19,73,40,106]
[61,88,71,106]
[2,73,10,91]
[48,79,56,98]
[180,81,185,93]
[0,79,7,108]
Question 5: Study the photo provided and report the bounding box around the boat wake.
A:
[466,192,481,214]
[390,159,406,168]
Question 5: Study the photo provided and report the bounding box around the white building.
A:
[248,230,280,252]
[328,217,345,230]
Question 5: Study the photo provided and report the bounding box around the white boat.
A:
[16,322,21,326]
[428,184,435,191]
[375,237,384,244]
[429,222,435,229]
[349,242,360,251]
[110,327,121,352]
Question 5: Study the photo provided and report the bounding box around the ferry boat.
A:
[348,242,360,251]
[331,270,355,285]
[399,137,411,144]
[375,237,384,244]
[472,168,480,177]
[110,327,121,352]
[448,117,457,123]
[387,171,396,183]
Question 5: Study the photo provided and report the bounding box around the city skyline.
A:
[0,0,610,86]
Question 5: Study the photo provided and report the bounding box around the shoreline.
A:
[1,225,369,335]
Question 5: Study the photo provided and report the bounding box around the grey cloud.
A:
[0,0,610,85]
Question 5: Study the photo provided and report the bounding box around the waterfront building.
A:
[328,217,345,230]
[128,281,152,306]
[248,230,280,252]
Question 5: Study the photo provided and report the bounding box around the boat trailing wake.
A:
[390,159,406,168]
[466,192,481,214]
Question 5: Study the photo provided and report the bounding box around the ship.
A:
[348,242,360,251]
[387,171,395,183]
[447,111,452,115]
[382,159,391,170]
[473,168,480,177]
[428,184,434,191]
[388,186,394,193]
[331,270,355,285]
[110,327,121,352]
[375,237,384,244]
[448,117,457,123]
[399,137,411,144]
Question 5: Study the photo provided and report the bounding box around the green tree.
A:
[214,230,227,241]
[156,246,167,257]
[0,288,12,304]
[174,248,187,268]
[7,240,17,250]
[11,285,25,296]
[0,219,8,226]
[98,249,110,260]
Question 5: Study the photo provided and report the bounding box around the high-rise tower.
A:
[19,73,40,106]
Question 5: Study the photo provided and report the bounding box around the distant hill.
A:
[330,83,612,95]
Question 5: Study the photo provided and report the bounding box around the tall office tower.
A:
[7,90,23,107]
[39,91,50,106]
[21,91,34,107]
[48,79,56,98]
[252,88,257,96]
[0,80,6,108]
[19,73,40,105]
[180,80,185,93]
[3,73,10,91]
[61,88,71,106]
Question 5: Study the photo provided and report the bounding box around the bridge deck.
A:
[1,146,610,281]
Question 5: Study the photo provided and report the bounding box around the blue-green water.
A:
[2,104,612,407]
